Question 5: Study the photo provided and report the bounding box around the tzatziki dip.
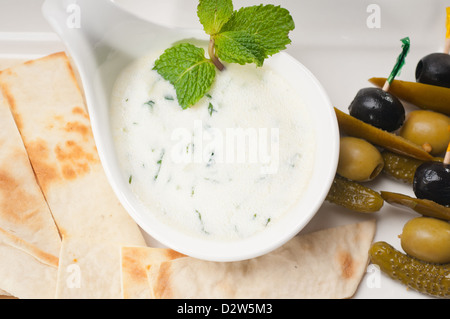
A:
[110,50,315,242]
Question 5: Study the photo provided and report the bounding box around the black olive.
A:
[348,87,405,132]
[413,161,450,207]
[416,53,450,88]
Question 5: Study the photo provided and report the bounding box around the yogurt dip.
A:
[110,49,316,242]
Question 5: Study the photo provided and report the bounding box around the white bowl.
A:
[42,0,339,262]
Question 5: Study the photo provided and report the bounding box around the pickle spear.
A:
[382,151,444,184]
[326,175,384,213]
[369,77,450,116]
[381,151,424,184]
[335,108,434,161]
[380,191,450,221]
[369,241,450,298]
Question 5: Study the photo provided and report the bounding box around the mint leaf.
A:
[214,4,295,65]
[214,31,266,66]
[198,0,233,35]
[153,43,216,109]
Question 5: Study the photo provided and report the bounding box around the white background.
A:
[1,0,448,299]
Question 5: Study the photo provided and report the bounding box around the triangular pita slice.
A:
[0,96,61,256]
[148,219,376,299]
[121,246,185,299]
[0,52,146,298]
[0,91,61,298]
[0,226,58,299]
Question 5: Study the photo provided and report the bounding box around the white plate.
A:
[2,0,447,299]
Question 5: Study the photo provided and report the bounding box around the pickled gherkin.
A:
[382,151,424,184]
[382,152,444,184]
[326,175,384,213]
[369,241,450,298]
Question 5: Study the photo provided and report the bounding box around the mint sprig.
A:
[153,0,295,109]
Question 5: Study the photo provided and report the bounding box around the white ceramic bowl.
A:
[42,0,339,262]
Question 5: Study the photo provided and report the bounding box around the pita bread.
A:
[0,226,58,299]
[0,96,61,256]
[0,52,146,298]
[121,247,185,299]
[0,59,25,71]
[147,219,376,299]
[56,239,129,298]
[0,92,61,298]
[0,289,12,297]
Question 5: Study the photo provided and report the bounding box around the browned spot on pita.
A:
[64,121,89,139]
[55,140,97,180]
[0,84,23,131]
[0,68,17,77]
[21,53,66,66]
[69,140,95,160]
[121,247,186,298]
[0,169,41,225]
[337,250,355,279]
[26,139,60,192]
[64,59,82,93]
[154,262,172,298]
[122,252,148,282]
[33,52,67,64]
[0,85,15,108]
[61,165,76,180]
[57,140,97,162]
[72,106,89,120]
[165,249,186,260]
[11,112,23,132]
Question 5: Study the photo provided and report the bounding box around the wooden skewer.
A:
[444,37,450,55]
[444,142,450,165]
[445,8,450,54]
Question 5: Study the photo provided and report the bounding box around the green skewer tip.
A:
[383,37,410,91]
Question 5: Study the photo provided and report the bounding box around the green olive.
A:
[337,137,384,182]
[400,217,450,264]
[399,110,450,156]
